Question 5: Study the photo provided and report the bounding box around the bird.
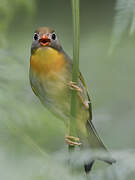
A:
[29,26,115,173]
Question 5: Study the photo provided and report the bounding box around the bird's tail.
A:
[84,120,116,173]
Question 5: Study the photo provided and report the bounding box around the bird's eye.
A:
[33,33,39,41]
[51,33,56,40]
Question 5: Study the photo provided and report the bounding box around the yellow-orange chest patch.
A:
[30,47,66,77]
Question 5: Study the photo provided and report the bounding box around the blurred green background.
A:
[0,0,135,179]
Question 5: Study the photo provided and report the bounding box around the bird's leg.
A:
[65,135,82,146]
[68,81,82,93]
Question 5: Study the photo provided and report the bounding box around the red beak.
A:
[39,34,50,46]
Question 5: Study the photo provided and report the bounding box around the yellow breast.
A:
[30,47,66,77]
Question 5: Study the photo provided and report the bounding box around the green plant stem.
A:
[68,0,80,151]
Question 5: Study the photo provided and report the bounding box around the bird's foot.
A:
[68,81,82,93]
[65,135,82,146]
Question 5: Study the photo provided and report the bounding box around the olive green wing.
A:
[78,72,107,149]
[78,72,92,120]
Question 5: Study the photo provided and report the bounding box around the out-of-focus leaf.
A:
[0,0,36,47]
[110,0,135,53]
[130,8,135,34]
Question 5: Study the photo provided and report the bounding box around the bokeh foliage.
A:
[0,0,135,179]
[0,0,36,47]
[110,0,135,52]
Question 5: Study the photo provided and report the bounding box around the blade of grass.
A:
[68,0,80,151]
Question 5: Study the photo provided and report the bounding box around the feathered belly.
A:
[29,68,71,121]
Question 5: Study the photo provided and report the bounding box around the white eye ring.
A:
[33,33,39,41]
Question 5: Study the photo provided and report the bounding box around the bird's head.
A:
[31,27,62,54]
